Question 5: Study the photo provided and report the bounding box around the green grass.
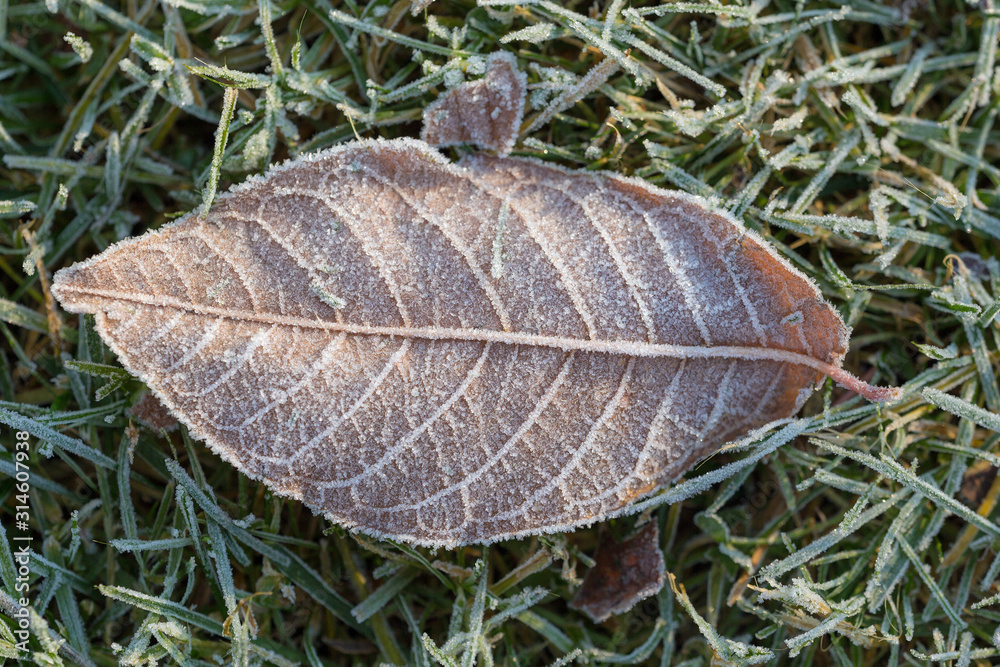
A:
[2,0,1000,665]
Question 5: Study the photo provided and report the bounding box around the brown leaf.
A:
[52,138,899,547]
[569,522,664,623]
[420,52,526,157]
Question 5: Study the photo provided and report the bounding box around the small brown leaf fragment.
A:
[960,460,998,508]
[421,52,526,157]
[570,523,665,623]
[128,391,179,432]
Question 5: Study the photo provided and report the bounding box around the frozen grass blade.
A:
[668,573,773,665]
[0,199,35,218]
[897,538,967,629]
[329,8,470,58]
[923,388,1000,433]
[200,86,238,217]
[0,297,50,333]
[351,566,419,623]
[0,407,115,469]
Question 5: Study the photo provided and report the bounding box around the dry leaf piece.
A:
[52,137,900,547]
[960,460,997,508]
[421,52,526,157]
[570,523,665,623]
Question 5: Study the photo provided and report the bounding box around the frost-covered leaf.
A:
[421,52,526,157]
[52,138,898,547]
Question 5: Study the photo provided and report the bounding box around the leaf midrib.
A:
[56,283,838,374]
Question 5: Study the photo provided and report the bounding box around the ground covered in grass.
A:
[2,0,1000,665]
